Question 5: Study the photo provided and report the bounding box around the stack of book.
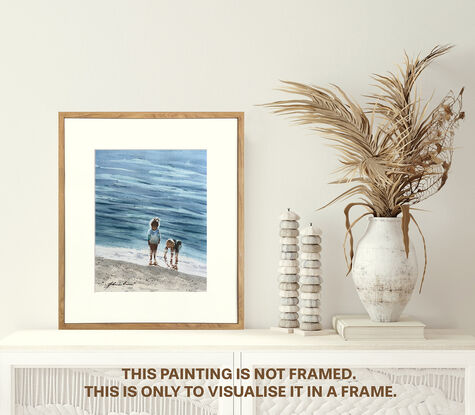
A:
[332,314,425,341]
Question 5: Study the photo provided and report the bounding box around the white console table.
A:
[2,329,475,414]
[2,328,475,350]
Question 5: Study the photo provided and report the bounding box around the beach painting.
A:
[94,149,207,292]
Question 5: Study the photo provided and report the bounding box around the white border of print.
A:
[64,117,237,324]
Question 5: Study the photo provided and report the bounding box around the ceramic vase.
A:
[352,217,418,322]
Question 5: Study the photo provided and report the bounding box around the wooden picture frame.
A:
[59,112,244,329]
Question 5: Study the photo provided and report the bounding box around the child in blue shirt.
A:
[147,217,161,266]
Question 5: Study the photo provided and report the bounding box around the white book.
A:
[332,314,425,341]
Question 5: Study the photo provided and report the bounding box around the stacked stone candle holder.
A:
[295,223,323,336]
[271,209,300,333]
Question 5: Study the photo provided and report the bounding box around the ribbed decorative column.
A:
[295,223,322,336]
[271,209,300,333]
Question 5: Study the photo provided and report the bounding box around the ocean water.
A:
[95,149,207,276]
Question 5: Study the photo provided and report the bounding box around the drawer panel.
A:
[1,351,236,415]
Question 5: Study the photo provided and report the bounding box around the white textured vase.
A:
[352,217,418,322]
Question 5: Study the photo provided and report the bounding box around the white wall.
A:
[0,0,474,338]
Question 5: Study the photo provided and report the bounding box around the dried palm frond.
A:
[263,45,465,290]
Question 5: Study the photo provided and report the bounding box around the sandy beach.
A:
[95,257,207,292]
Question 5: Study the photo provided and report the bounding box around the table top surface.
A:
[1,329,475,351]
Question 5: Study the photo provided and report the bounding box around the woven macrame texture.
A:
[255,367,464,415]
[15,368,218,415]
[16,405,215,415]
[14,367,465,415]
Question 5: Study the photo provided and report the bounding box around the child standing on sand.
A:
[163,238,182,270]
[147,217,161,266]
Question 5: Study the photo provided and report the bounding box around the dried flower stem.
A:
[263,45,465,289]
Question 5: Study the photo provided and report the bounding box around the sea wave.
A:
[95,150,207,264]
[95,245,207,278]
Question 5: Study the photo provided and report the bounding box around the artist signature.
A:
[105,281,134,289]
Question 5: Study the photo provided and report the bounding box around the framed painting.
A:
[58,112,244,329]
